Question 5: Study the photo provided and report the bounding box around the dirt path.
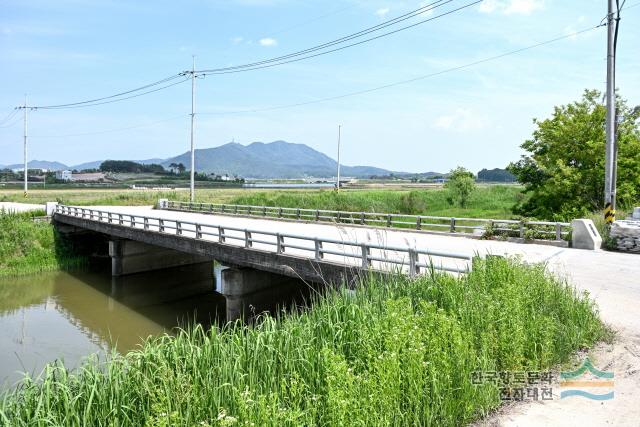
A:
[478,250,640,426]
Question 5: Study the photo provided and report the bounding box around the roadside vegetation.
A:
[229,186,523,219]
[0,257,605,426]
[508,90,640,221]
[0,211,86,277]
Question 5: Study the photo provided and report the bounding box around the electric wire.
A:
[198,25,604,116]
[197,0,469,74]
[0,114,22,129]
[33,77,190,110]
[27,74,186,110]
[0,109,19,125]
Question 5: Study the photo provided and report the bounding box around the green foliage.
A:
[230,187,522,220]
[444,167,477,208]
[100,160,165,174]
[1,258,605,426]
[477,168,516,183]
[0,212,86,277]
[508,89,640,220]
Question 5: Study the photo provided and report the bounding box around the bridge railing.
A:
[55,205,473,276]
[163,200,571,241]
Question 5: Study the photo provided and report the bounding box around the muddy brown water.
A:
[0,264,313,390]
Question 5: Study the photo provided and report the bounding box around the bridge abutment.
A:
[109,239,213,276]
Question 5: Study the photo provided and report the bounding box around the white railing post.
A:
[409,249,419,278]
[176,221,182,235]
[276,234,284,254]
[361,244,371,269]
[219,227,225,243]
[315,239,323,260]
[144,218,149,230]
[118,214,123,225]
[416,217,422,230]
[315,209,320,221]
[519,221,525,239]
[387,214,392,227]
[159,219,165,232]
[196,224,202,239]
[555,223,562,240]
[450,218,456,233]
[245,230,252,247]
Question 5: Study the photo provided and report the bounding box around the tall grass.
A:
[0,257,605,426]
[230,186,524,219]
[0,211,86,277]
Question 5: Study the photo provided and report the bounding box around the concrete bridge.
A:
[51,202,634,318]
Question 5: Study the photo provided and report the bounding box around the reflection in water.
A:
[0,263,315,390]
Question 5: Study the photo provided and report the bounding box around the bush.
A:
[445,167,477,208]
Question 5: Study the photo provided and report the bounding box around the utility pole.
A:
[604,0,617,224]
[335,125,342,192]
[23,95,28,198]
[190,56,196,203]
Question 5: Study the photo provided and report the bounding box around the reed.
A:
[0,257,605,426]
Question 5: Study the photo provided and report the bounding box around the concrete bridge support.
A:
[220,267,301,321]
[109,239,213,277]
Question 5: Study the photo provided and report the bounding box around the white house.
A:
[56,170,72,181]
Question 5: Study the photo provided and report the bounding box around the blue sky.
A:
[1,0,638,173]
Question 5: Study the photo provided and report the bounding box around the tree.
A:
[445,167,476,208]
[176,163,186,174]
[477,168,516,183]
[508,90,640,220]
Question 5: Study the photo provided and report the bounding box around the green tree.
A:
[508,90,640,220]
[445,167,476,208]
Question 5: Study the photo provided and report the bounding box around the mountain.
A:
[3,160,69,171]
[162,141,394,179]
[2,141,405,178]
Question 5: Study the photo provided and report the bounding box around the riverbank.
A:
[0,211,86,277]
[0,257,606,426]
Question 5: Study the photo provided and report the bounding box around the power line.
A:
[197,0,475,74]
[0,109,19,126]
[198,25,604,116]
[25,74,186,110]
[0,114,22,129]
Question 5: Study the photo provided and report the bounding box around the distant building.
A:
[71,172,105,182]
[56,170,72,181]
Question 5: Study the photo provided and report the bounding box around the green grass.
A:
[229,186,525,219]
[1,186,525,219]
[0,257,605,426]
[0,211,86,277]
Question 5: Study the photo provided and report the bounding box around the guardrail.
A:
[55,205,473,276]
[163,201,571,241]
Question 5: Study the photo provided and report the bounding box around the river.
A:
[0,264,311,391]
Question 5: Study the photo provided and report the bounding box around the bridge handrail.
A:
[163,200,571,241]
[54,205,473,276]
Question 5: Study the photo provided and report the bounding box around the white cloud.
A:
[259,37,278,47]
[231,36,244,44]
[432,109,489,132]
[375,7,390,17]
[478,0,544,15]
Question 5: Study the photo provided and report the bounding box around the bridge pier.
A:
[109,239,213,277]
[220,267,302,321]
